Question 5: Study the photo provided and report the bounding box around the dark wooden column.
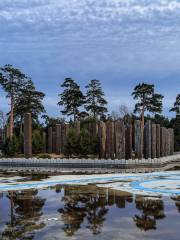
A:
[169,128,174,155]
[164,128,168,156]
[52,131,56,153]
[151,124,157,159]
[106,120,115,159]
[24,113,32,158]
[56,124,61,155]
[125,124,132,160]
[48,127,53,153]
[115,120,125,159]
[42,132,47,153]
[156,124,160,158]
[160,127,165,157]
[144,120,151,159]
[98,121,106,159]
[75,121,80,135]
[134,120,142,159]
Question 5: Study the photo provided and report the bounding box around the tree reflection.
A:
[133,197,166,231]
[171,196,180,213]
[58,186,109,236]
[2,190,46,240]
[58,186,133,236]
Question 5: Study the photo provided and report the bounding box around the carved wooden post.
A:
[98,121,106,159]
[75,121,80,135]
[65,124,70,137]
[160,127,165,157]
[156,124,161,158]
[169,128,174,155]
[125,124,132,160]
[48,127,53,153]
[56,124,61,155]
[52,131,56,153]
[164,128,169,156]
[151,124,156,159]
[115,120,125,159]
[24,113,32,158]
[6,124,10,139]
[60,124,66,153]
[144,120,151,159]
[106,121,115,159]
[42,132,47,153]
[134,120,142,159]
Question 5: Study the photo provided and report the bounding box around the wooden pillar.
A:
[125,124,132,160]
[48,127,53,153]
[134,120,142,159]
[56,124,61,155]
[52,131,56,153]
[164,128,168,156]
[156,124,161,158]
[6,124,10,139]
[98,121,106,159]
[61,124,66,153]
[24,113,32,158]
[75,121,80,135]
[169,128,174,155]
[65,124,70,137]
[151,124,156,159]
[160,127,166,157]
[115,120,125,159]
[167,128,172,156]
[106,120,115,159]
[144,120,151,159]
[42,132,47,153]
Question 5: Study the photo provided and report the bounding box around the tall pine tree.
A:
[170,94,180,116]
[132,83,164,127]
[58,78,84,122]
[85,79,108,119]
[0,65,27,139]
[13,78,45,123]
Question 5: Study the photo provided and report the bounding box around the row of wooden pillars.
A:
[23,113,174,159]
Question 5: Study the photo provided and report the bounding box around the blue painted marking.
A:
[131,178,180,195]
[0,172,180,196]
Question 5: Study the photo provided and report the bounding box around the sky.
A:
[0,0,179,118]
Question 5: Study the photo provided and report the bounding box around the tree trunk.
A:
[141,105,145,157]
[73,108,76,123]
[9,96,14,140]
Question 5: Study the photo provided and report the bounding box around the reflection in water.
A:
[2,190,45,239]
[58,186,109,236]
[133,197,166,231]
[171,196,180,213]
[0,184,179,239]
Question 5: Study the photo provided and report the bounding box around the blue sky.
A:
[0,0,179,118]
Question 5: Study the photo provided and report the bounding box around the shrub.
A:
[37,153,51,159]
[63,128,79,157]
[32,130,45,154]
[2,136,20,157]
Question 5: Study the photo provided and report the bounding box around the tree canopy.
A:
[85,79,108,119]
[13,78,45,122]
[132,83,164,127]
[170,94,180,116]
[58,78,85,122]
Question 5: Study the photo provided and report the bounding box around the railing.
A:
[0,154,179,173]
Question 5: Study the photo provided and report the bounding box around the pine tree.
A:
[170,94,180,116]
[132,83,164,127]
[0,65,27,139]
[85,80,108,119]
[13,78,45,123]
[58,78,84,122]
